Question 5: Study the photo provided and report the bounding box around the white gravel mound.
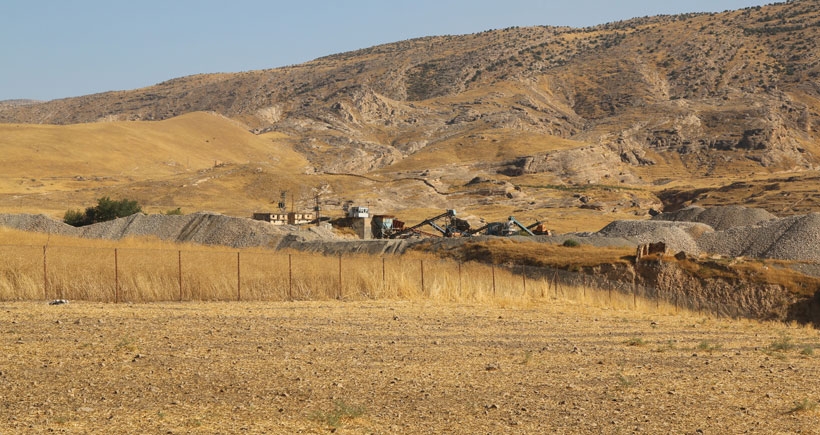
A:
[698,213,820,261]
[0,212,340,248]
[652,205,777,230]
[596,220,713,254]
[0,214,81,236]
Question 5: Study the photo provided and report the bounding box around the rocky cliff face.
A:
[576,258,818,325]
[2,2,820,177]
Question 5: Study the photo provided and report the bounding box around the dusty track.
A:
[1,300,818,433]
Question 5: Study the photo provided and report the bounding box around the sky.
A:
[1,0,769,102]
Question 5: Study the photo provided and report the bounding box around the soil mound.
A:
[652,205,776,230]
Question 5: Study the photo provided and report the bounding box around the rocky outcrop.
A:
[569,258,816,325]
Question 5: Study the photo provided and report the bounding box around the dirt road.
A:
[1,300,818,433]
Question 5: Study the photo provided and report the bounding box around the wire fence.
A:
[0,244,767,319]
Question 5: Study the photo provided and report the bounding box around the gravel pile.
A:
[0,214,81,236]
[0,212,339,249]
[652,205,776,230]
[5,207,820,262]
[83,212,340,248]
[594,220,714,255]
[698,213,820,261]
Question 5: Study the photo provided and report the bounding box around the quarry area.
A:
[3,205,820,263]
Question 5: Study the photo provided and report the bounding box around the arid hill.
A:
[2,1,820,227]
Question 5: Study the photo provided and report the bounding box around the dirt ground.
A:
[1,299,819,434]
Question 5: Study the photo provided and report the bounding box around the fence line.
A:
[0,243,758,319]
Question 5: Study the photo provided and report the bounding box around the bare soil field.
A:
[1,299,818,434]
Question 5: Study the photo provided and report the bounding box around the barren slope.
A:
[1,300,818,433]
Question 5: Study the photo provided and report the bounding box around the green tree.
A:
[63,208,88,226]
[63,197,142,227]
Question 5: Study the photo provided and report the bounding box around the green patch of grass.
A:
[562,239,580,248]
[768,333,796,352]
[186,418,203,427]
[115,336,138,352]
[626,337,646,346]
[696,340,722,353]
[310,400,365,429]
[800,345,815,356]
[787,398,818,414]
[652,340,676,353]
[617,372,635,388]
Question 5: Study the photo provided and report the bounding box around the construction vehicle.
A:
[388,209,470,239]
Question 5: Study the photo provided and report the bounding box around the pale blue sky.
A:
[1,0,767,101]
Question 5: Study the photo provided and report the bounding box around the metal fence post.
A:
[43,245,48,300]
[178,250,183,301]
[420,259,425,296]
[458,262,462,297]
[288,254,293,300]
[114,248,119,303]
[338,254,343,299]
[491,264,496,297]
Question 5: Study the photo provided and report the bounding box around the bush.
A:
[562,239,580,248]
[64,197,142,227]
[63,209,87,227]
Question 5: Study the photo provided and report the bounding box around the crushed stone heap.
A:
[652,205,777,231]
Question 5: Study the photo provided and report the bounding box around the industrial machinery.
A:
[467,216,550,237]
[388,209,470,239]
[371,215,405,239]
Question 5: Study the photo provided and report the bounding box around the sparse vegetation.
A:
[768,333,797,352]
[787,398,818,414]
[562,239,581,248]
[64,196,142,227]
[626,337,647,346]
[697,340,722,353]
[309,400,365,428]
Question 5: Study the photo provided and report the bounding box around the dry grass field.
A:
[1,299,818,434]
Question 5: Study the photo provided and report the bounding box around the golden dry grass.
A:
[0,112,308,216]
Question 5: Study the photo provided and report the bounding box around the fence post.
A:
[43,245,48,300]
[491,264,496,297]
[338,254,343,299]
[382,257,386,296]
[237,252,241,302]
[522,265,527,296]
[178,250,183,302]
[420,259,425,296]
[288,254,293,300]
[114,248,119,304]
[458,262,463,297]
[582,274,586,299]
